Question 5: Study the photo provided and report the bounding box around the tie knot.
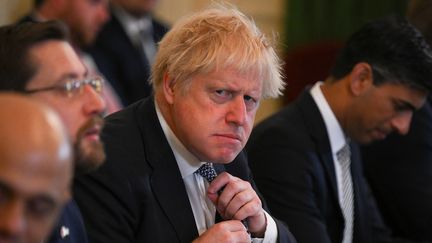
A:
[137,18,152,32]
[195,163,218,183]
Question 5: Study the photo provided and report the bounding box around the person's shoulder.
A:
[16,14,36,24]
[102,98,151,140]
[105,98,148,122]
[99,13,123,33]
[152,17,170,32]
[89,15,125,49]
[250,103,307,144]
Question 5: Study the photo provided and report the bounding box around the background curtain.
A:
[284,0,409,50]
[281,0,409,104]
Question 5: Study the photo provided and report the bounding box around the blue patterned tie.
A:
[195,163,218,183]
[195,162,249,232]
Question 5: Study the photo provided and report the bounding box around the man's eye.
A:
[215,90,230,97]
[244,95,258,111]
[393,102,410,112]
[27,199,56,219]
[211,90,232,104]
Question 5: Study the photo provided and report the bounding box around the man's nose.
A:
[82,84,106,116]
[226,96,247,126]
[391,111,413,135]
[97,3,110,25]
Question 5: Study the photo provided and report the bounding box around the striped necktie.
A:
[337,144,354,243]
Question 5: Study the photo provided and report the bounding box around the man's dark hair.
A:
[331,15,432,92]
[0,20,69,91]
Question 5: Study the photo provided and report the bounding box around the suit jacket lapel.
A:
[109,14,150,66]
[136,97,198,242]
[296,90,341,205]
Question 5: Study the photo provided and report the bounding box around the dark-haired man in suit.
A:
[247,15,432,243]
[362,1,432,241]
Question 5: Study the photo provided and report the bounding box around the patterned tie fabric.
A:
[195,162,218,183]
[336,144,354,243]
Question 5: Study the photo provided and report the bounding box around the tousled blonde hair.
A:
[150,4,284,98]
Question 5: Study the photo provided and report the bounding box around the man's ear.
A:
[162,73,175,104]
[349,62,374,96]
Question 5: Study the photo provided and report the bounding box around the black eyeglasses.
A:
[24,77,104,98]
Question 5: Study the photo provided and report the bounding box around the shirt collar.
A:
[310,81,348,154]
[155,101,205,179]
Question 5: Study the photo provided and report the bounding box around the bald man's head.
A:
[0,93,73,243]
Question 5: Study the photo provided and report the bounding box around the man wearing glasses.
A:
[19,0,122,115]
[0,21,106,243]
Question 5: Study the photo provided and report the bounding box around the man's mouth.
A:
[215,133,242,142]
[83,126,101,141]
[373,129,388,140]
[77,116,104,143]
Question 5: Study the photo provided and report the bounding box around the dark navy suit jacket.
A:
[47,200,88,243]
[246,90,415,243]
[73,96,296,243]
[362,97,432,242]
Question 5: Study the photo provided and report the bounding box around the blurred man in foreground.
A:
[0,21,106,243]
[0,93,73,243]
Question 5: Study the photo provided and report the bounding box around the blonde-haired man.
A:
[75,5,296,243]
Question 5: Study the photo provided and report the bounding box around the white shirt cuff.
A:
[252,210,278,243]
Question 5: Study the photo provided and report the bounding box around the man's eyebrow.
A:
[393,98,417,112]
[56,71,87,83]
[29,194,57,208]
[0,179,57,203]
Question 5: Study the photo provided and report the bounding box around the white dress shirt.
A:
[310,81,349,205]
[155,102,278,242]
[310,82,354,243]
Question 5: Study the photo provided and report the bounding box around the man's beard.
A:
[74,115,105,175]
